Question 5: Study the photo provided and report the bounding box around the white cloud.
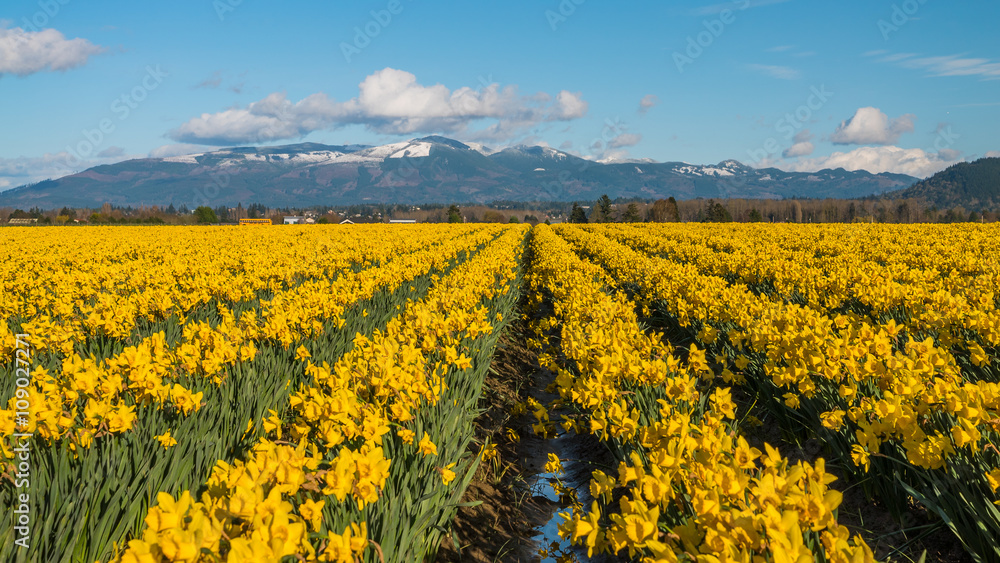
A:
[771,145,963,178]
[96,146,125,158]
[693,0,793,16]
[746,64,800,80]
[638,94,659,114]
[0,147,142,191]
[0,25,105,76]
[0,152,76,190]
[608,133,642,149]
[550,91,588,120]
[830,107,915,145]
[783,142,814,158]
[170,68,589,145]
[987,151,1000,158]
[149,143,211,158]
[874,52,1000,80]
[783,130,816,158]
[766,45,795,53]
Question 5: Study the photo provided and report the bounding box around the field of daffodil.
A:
[2,222,998,562]
[1,224,526,563]
[530,223,1000,563]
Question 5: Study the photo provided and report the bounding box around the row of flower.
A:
[0,225,522,562]
[607,223,1000,355]
[1,226,496,453]
[111,225,527,562]
[1,225,428,356]
[559,223,1000,561]
[526,225,874,562]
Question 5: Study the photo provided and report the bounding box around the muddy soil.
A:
[435,313,620,563]
[435,316,557,562]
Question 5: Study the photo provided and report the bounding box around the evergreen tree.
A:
[597,194,613,222]
[194,206,218,223]
[623,203,640,223]
[704,200,732,222]
[569,203,588,224]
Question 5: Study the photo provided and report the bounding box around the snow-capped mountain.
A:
[0,136,918,208]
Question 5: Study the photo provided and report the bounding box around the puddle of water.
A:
[522,366,615,562]
[527,428,590,562]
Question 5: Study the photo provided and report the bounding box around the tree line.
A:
[7,195,998,225]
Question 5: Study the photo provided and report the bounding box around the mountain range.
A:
[0,136,919,209]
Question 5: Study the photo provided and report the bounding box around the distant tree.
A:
[597,194,613,222]
[896,202,910,223]
[648,198,680,222]
[194,206,218,223]
[508,216,519,223]
[970,211,981,222]
[247,203,266,219]
[317,216,330,224]
[178,204,190,215]
[748,208,763,222]
[482,210,508,223]
[214,205,230,223]
[569,203,588,224]
[704,200,732,222]
[447,204,462,223]
[8,209,31,220]
[544,219,551,225]
[588,206,605,223]
[523,214,539,225]
[166,203,177,215]
[59,206,74,218]
[623,203,640,223]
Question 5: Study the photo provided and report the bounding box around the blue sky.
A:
[1,0,998,190]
